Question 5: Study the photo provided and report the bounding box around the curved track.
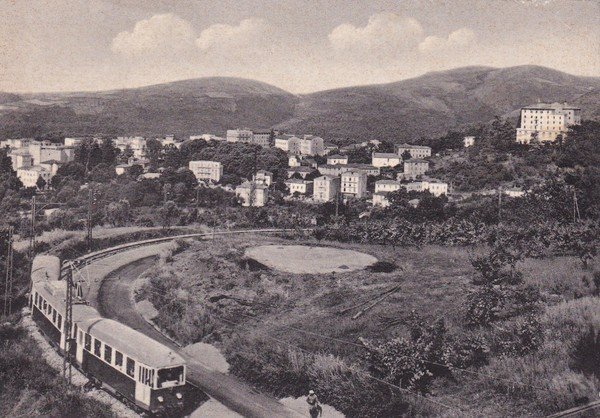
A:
[70,228,306,418]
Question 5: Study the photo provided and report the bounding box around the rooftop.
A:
[373,153,400,159]
[327,154,348,159]
[237,181,268,190]
[405,159,429,164]
[397,144,432,150]
[285,178,312,184]
[376,180,401,185]
[523,102,580,110]
[288,166,315,173]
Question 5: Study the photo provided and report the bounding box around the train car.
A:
[29,255,187,415]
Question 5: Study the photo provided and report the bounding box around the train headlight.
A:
[157,396,164,403]
[175,393,183,400]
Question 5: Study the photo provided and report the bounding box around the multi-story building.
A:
[190,134,226,142]
[516,102,581,144]
[64,137,85,147]
[226,129,253,143]
[275,135,301,154]
[374,180,402,194]
[326,154,348,165]
[252,130,272,148]
[236,181,269,207]
[396,144,432,159]
[372,153,401,168]
[399,159,429,180]
[313,175,340,202]
[189,160,223,183]
[115,136,147,158]
[17,166,52,188]
[318,163,380,177]
[0,138,33,149]
[288,155,301,167]
[300,135,325,156]
[27,141,75,166]
[254,170,273,187]
[341,171,367,198]
[285,179,313,196]
[9,148,33,170]
[463,136,475,147]
[402,179,448,196]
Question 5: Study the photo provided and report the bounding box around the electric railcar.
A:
[30,255,187,414]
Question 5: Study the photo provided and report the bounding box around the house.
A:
[300,135,325,156]
[115,136,146,158]
[189,160,223,183]
[313,175,340,202]
[464,136,475,147]
[288,155,302,167]
[226,128,253,143]
[28,141,75,166]
[372,152,401,168]
[402,179,448,196]
[0,138,33,149]
[235,181,269,207]
[140,172,161,180]
[275,135,301,154]
[318,163,380,177]
[8,148,33,170]
[285,179,313,195]
[504,187,525,198]
[287,166,316,179]
[398,159,429,180]
[64,137,85,147]
[396,144,432,159]
[327,154,348,165]
[17,166,52,188]
[160,135,183,149]
[372,192,391,207]
[374,180,402,193]
[115,164,129,176]
[346,163,380,176]
[190,134,225,142]
[341,171,367,198]
[39,160,64,176]
[516,102,581,144]
[252,130,272,148]
[254,170,273,187]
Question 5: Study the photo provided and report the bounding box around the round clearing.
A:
[244,245,377,274]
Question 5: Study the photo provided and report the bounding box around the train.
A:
[30,254,187,415]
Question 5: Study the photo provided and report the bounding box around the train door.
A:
[135,365,151,406]
[76,330,85,364]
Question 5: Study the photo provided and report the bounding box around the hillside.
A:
[0,78,298,138]
[0,66,599,143]
[277,65,600,143]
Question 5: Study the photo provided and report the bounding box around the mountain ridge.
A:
[1,65,598,143]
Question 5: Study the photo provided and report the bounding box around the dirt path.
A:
[93,244,305,418]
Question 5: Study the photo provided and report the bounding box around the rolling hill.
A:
[0,66,598,144]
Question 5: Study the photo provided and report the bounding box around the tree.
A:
[146,138,163,169]
[35,175,47,190]
[104,200,131,227]
[158,200,181,228]
[401,150,412,161]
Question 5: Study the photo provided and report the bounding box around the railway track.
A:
[547,400,600,417]
[63,227,307,418]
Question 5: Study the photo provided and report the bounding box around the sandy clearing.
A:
[245,245,377,274]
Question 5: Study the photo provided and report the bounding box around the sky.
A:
[0,0,598,94]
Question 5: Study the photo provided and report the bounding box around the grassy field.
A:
[137,233,599,417]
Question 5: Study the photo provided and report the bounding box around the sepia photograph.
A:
[0,0,599,417]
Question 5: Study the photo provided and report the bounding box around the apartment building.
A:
[374,180,402,193]
[0,138,33,149]
[275,135,301,154]
[341,171,367,198]
[516,102,581,144]
[372,153,401,168]
[254,170,273,187]
[252,130,272,147]
[396,144,432,159]
[372,192,391,207]
[403,179,448,196]
[399,159,429,180]
[17,166,52,188]
[313,175,340,202]
[300,135,325,156]
[189,160,223,183]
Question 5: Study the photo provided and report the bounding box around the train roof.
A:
[79,317,185,369]
[32,255,61,283]
[33,279,102,322]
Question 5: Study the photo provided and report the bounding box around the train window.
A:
[115,351,123,367]
[34,292,38,306]
[52,309,57,324]
[42,299,47,312]
[57,314,62,330]
[157,366,184,388]
[79,330,83,344]
[148,369,155,388]
[104,345,112,364]
[126,358,135,378]
[93,339,101,357]
[84,333,91,351]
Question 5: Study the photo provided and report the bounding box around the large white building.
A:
[374,180,402,194]
[17,166,52,188]
[341,171,367,198]
[403,180,448,196]
[275,135,301,154]
[372,153,401,168]
[396,144,432,159]
[516,102,581,144]
[399,159,429,180]
[313,175,340,202]
[327,154,348,165]
[254,170,273,187]
[115,136,147,158]
[285,179,313,196]
[252,130,272,147]
[300,135,325,156]
[189,160,223,183]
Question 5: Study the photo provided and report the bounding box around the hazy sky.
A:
[1,0,598,93]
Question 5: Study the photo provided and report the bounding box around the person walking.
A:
[306,390,322,417]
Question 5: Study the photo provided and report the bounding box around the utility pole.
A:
[29,195,36,268]
[3,226,14,316]
[86,187,93,252]
[62,262,73,384]
[573,188,581,223]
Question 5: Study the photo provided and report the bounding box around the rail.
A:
[547,400,600,418]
